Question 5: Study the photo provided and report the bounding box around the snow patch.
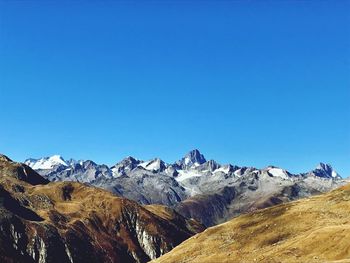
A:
[29,155,68,170]
[176,170,203,182]
[332,170,339,178]
[214,167,230,174]
[267,168,289,179]
[139,160,160,171]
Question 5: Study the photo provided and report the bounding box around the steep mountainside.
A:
[25,150,346,226]
[152,183,350,263]
[174,171,340,226]
[0,154,204,263]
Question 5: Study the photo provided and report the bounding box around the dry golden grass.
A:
[151,184,350,263]
[145,205,176,221]
[24,181,125,223]
[145,204,205,234]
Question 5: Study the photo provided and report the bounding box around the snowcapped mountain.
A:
[307,162,341,179]
[176,149,206,169]
[25,155,68,170]
[265,166,292,179]
[25,155,113,183]
[139,158,167,173]
[25,150,345,226]
[110,156,141,177]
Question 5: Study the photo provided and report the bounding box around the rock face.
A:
[176,149,206,169]
[0,154,204,263]
[25,150,346,226]
[307,162,341,179]
[94,170,187,206]
[173,168,344,226]
[151,183,350,263]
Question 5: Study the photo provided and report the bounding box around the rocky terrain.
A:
[151,183,350,263]
[0,154,204,263]
[26,150,346,226]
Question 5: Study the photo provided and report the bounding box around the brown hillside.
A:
[151,183,350,263]
[0,154,204,263]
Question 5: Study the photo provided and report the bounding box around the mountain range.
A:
[0,154,204,263]
[1,151,349,263]
[24,150,345,226]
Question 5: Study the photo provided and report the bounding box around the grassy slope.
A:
[152,184,350,263]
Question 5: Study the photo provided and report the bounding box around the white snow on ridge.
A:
[214,167,229,174]
[139,160,152,169]
[332,170,339,178]
[111,167,119,177]
[138,159,161,171]
[234,169,242,177]
[267,168,289,179]
[146,160,161,171]
[30,155,68,170]
[176,170,203,182]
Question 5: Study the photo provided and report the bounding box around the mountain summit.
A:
[308,162,341,179]
[177,149,206,168]
[24,155,68,170]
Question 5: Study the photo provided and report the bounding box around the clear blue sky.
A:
[0,1,349,176]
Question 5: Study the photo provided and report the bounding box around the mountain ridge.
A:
[0,153,204,263]
[24,150,346,226]
[24,149,342,181]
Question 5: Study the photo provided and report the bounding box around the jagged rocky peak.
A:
[317,163,334,173]
[310,162,341,179]
[264,166,291,179]
[79,159,97,168]
[226,164,240,172]
[111,156,142,176]
[114,156,141,168]
[121,156,140,165]
[196,159,220,172]
[139,158,167,172]
[206,160,220,171]
[178,149,207,168]
[165,165,179,177]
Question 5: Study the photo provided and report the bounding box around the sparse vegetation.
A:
[0,154,204,263]
[151,184,350,263]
